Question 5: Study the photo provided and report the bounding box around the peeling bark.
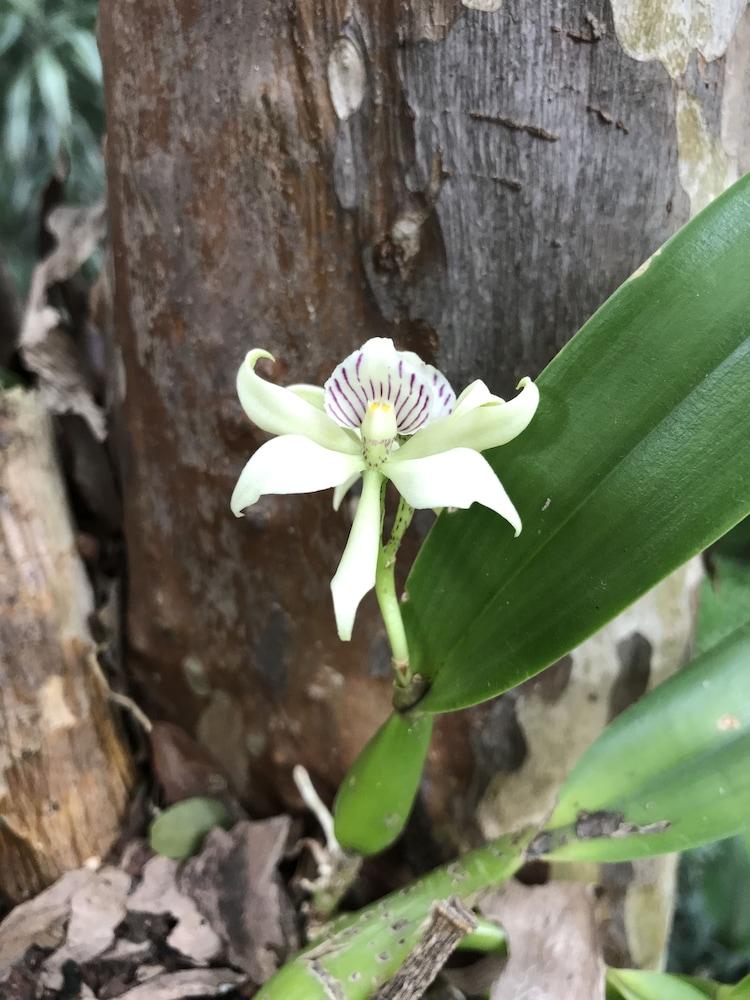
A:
[0,390,134,903]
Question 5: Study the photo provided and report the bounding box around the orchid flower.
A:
[231,338,539,642]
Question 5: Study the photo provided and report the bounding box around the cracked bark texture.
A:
[99,0,750,969]
[0,390,134,903]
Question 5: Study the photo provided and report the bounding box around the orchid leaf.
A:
[538,626,750,863]
[403,173,750,713]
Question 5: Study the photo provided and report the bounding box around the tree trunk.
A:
[0,389,134,904]
[98,0,750,967]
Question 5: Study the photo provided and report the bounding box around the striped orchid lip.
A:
[324,339,456,436]
[231,337,539,643]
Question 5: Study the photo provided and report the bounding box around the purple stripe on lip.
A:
[396,375,419,419]
[327,392,356,428]
[401,396,429,433]
[333,379,363,425]
[343,368,367,409]
[340,372,367,418]
[355,352,363,376]
[398,384,425,428]
[387,373,392,400]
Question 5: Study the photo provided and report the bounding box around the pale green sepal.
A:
[289,383,326,409]
[237,350,360,454]
[396,376,539,460]
[452,378,504,416]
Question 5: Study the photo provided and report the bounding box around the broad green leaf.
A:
[540,626,750,863]
[148,796,231,860]
[333,712,433,855]
[403,174,750,713]
[607,969,716,1000]
[697,556,750,655]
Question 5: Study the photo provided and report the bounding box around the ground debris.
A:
[127,856,222,964]
[0,870,97,973]
[110,968,245,999]
[574,810,670,840]
[0,815,295,997]
[42,867,130,989]
[180,817,298,983]
[527,809,671,858]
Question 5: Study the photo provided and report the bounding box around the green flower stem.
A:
[375,491,423,707]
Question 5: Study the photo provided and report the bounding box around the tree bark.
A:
[0,389,134,903]
[99,0,750,967]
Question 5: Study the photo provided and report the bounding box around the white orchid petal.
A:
[385,448,522,535]
[231,435,365,516]
[396,377,539,460]
[453,379,504,416]
[289,384,326,410]
[332,471,362,511]
[237,350,359,454]
[330,470,383,641]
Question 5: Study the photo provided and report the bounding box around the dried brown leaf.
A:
[42,866,131,989]
[179,818,297,983]
[127,855,221,964]
[114,968,245,999]
[0,869,95,975]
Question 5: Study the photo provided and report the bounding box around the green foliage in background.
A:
[0,0,104,288]
[669,521,750,983]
